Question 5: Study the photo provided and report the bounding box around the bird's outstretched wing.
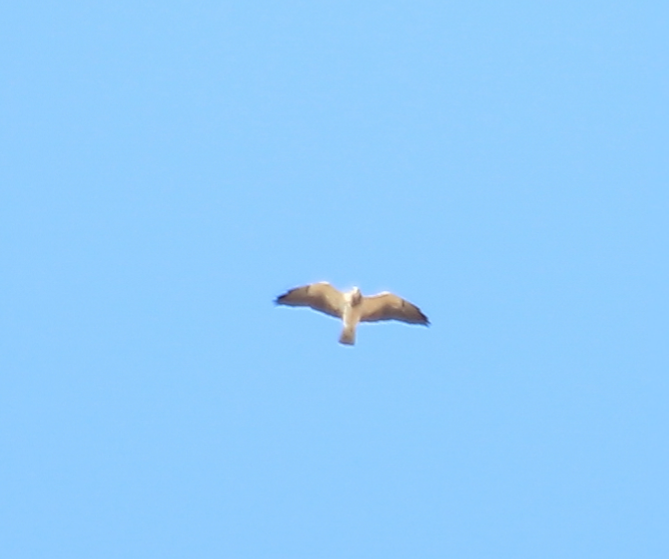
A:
[359,292,429,325]
[274,282,345,318]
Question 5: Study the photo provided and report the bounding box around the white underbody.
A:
[340,289,363,345]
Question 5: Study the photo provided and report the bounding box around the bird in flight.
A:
[274,282,429,345]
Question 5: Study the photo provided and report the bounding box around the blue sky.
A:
[2,1,668,557]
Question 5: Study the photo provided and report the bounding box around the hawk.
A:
[274,282,429,345]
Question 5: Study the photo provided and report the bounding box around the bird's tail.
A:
[339,324,356,346]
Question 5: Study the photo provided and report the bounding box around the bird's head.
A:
[350,286,363,306]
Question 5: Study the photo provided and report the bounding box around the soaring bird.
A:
[274,282,429,345]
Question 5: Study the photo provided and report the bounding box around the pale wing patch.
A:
[359,292,429,325]
[274,282,345,318]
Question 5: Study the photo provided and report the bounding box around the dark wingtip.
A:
[274,288,293,305]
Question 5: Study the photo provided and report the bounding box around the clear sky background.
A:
[2,2,668,558]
